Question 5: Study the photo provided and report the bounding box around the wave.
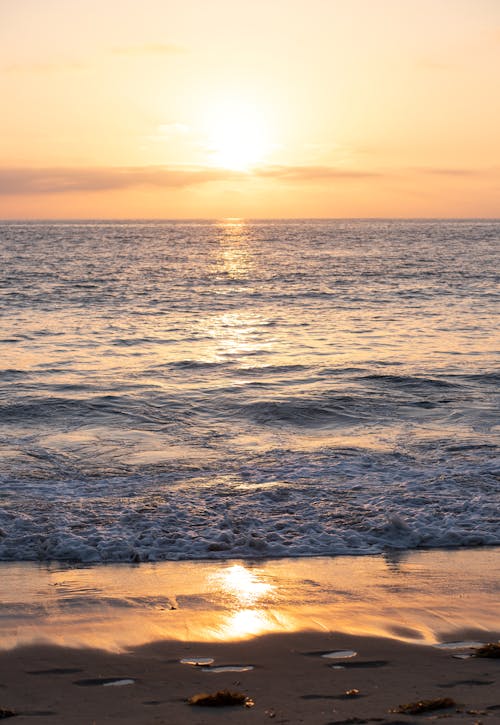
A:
[317,367,368,377]
[0,377,474,431]
[0,442,498,563]
[238,364,309,374]
[460,372,500,384]
[0,394,150,425]
[0,397,99,422]
[238,396,366,427]
[0,369,29,381]
[167,359,232,370]
[358,374,459,389]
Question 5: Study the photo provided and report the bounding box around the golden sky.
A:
[1,0,499,218]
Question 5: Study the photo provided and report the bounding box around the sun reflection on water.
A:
[214,218,253,281]
[205,310,271,362]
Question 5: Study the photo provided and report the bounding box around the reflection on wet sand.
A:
[209,564,274,606]
[0,549,498,652]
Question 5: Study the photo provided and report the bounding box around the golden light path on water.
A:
[0,550,498,652]
[205,220,265,364]
[216,219,254,281]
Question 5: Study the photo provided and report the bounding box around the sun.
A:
[205,99,272,171]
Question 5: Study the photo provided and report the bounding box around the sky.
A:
[1,0,499,218]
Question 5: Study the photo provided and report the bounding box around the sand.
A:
[0,549,499,723]
[1,632,500,724]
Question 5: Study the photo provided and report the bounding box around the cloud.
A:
[256,165,382,181]
[420,167,474,176]
[1,164,496,197]
[0,166,243,195]
[0,165,383,196]
[413,167,499,178]
[111,43,185,56]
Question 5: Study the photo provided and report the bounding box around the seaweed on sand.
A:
[0,709,17,720]
[391,697,456,714]
[188,689,254,707]
[473,643,500,658]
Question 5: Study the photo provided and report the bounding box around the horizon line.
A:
[1,216,500,223]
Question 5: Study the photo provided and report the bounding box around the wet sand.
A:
[1,549,499,650]
[1,631,500,724]
[0,550,499,723]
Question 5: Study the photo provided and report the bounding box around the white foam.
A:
[0,442,498,562]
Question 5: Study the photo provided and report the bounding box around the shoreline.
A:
[1,548,499,651]
[1,548,498,723]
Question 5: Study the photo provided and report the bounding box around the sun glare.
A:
[205,99,272,171]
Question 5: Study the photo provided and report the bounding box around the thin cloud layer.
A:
[258,165,382,181]
[0,167,242,195]
[0,165,496,196]
[0,165,380,195]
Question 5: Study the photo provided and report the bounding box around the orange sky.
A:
[1,0,499,218]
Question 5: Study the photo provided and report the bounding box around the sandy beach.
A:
[1,549,499,723]
[1,631,500,724]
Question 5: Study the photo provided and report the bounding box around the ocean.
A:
[0,219,498,562]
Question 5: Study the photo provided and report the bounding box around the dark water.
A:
[0,219,498,561]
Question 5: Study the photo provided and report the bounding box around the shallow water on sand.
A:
[0,549,498,649]
[0,219,499,561]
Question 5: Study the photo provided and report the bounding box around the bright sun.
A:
[205,100,272,171]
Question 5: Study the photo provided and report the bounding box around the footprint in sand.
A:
[180,657,215,666]
[434,640,485,650]
[73,677,136,687]
[201,665,254,673]
[27,667,83,675]
[302,690,364,701]
[332,660,388,670]
[434,640,485,658]
[20,710,59,717]
[438,679,495,688]
[321,650,358,660]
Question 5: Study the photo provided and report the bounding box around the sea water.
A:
[0,219,498,562]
